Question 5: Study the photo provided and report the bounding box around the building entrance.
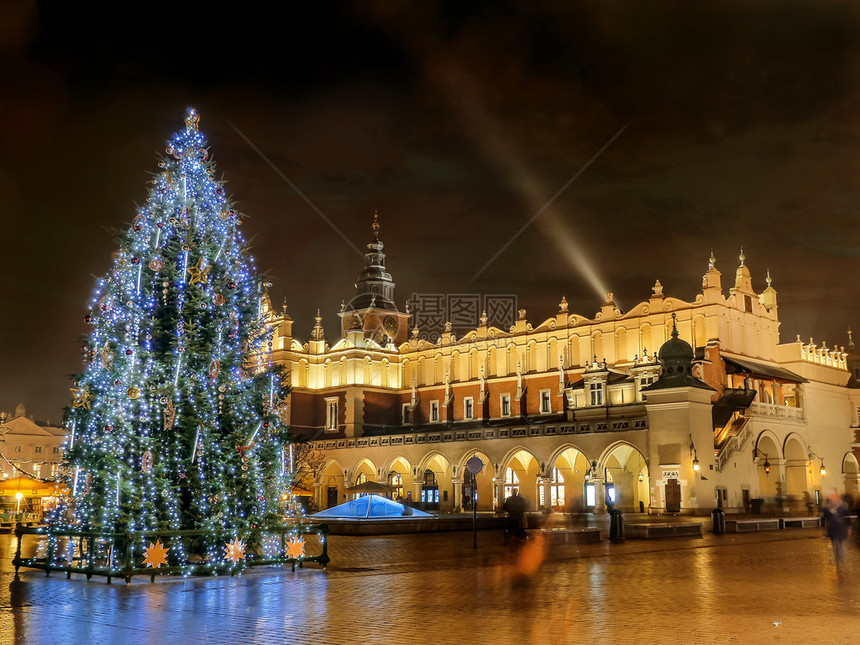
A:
[665,478,681,512]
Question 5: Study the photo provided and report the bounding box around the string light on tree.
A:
[54,109,294,572]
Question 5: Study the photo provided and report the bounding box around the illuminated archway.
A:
[843,453,860,496]
[458,450,495,512]
[782,433,808,504]
[319,459,346,509]
[547,446,592,512]
[417,452,451,511]
[600,443,649,513]
[500,448,540,508]
[754,432,781,499]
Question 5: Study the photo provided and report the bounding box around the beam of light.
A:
[227,120,365,261]
[539,210,610,303]
[470,121,630,284]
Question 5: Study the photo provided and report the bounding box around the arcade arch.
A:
[500,448,540,508]
[600,443,649,513]
[417,452,452,511]
[458,451,495,512]
[319,458,346,509]
[754,432,781,499]
[843,453,860,496]
[782,433,809,502]
[547,446,591,512]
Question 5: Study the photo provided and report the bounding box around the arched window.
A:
[504,467,520,498]
[550,467,565,509]
[539,467,565,509]
[421,469,439,507]
[388,471,403,500]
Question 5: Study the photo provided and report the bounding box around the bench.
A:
[525,527,602,544]
[625,522,702,539]
[725,518,780,532]
[781,517,822,529]
[0,513,41,531]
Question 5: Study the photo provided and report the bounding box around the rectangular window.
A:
[53,446,61,454]
[501,394,511,417]
[35,445,42,453]
[464,397,474,420]
[402,403,411,425]
[325,398,338,431]
[540,390,551,413]
[585,483,596,507]
[589,382,604,406]
[606,484,617,504]
[430,400,440,422]
[743,294,753,312]
[14,445,22,453]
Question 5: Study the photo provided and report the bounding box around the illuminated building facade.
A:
[266,217,860,515]
[0,405,65,482]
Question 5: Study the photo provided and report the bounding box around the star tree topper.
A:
[224,538,246,564]
[142,540,170,568]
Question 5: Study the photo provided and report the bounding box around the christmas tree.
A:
[58,110,292,565]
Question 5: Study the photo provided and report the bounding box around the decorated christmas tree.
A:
[57,110,292,565]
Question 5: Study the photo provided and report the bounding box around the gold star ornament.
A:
[224,538,246,564]
[286,536,305,559]
[142,540,170,568]
[187,257,212,285]
[71,384,94,410]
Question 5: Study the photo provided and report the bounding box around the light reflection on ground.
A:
[1,529,858,644]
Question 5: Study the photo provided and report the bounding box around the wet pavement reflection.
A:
[1,527,858,644]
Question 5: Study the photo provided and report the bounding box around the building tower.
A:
[339,211,410,345]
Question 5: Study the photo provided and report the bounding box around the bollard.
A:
[711,507,725,535]
[609,509,625,542]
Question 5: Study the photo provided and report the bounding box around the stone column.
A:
[539,477,552,511]
[452,478,463,513]
[593,479,606,513]
[492,477,504,511]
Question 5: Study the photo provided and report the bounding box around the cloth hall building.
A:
[265,216,860,516]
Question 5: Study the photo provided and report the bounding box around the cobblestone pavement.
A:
[1,526,858,644]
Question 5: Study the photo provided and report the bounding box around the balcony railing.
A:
[747,401,804,421]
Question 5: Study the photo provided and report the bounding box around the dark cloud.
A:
[2,1,859,421]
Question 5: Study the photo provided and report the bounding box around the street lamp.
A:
[808,449,826,477]
[754,447,771,475]
[15,491,23,514]
[689,435,699,473]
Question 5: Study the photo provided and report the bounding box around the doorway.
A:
[665,478,681,512]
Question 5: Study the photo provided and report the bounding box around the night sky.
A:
[2,1,859,423]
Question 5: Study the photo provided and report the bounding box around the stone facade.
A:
[0,405,66,481]
[265,219,860,515]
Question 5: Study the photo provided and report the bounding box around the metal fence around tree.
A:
[13,522,329,584]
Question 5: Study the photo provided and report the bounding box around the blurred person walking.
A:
[823,492,851,573]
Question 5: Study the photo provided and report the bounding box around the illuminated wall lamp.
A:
[754,447,771,475]
[808,449,826,478]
